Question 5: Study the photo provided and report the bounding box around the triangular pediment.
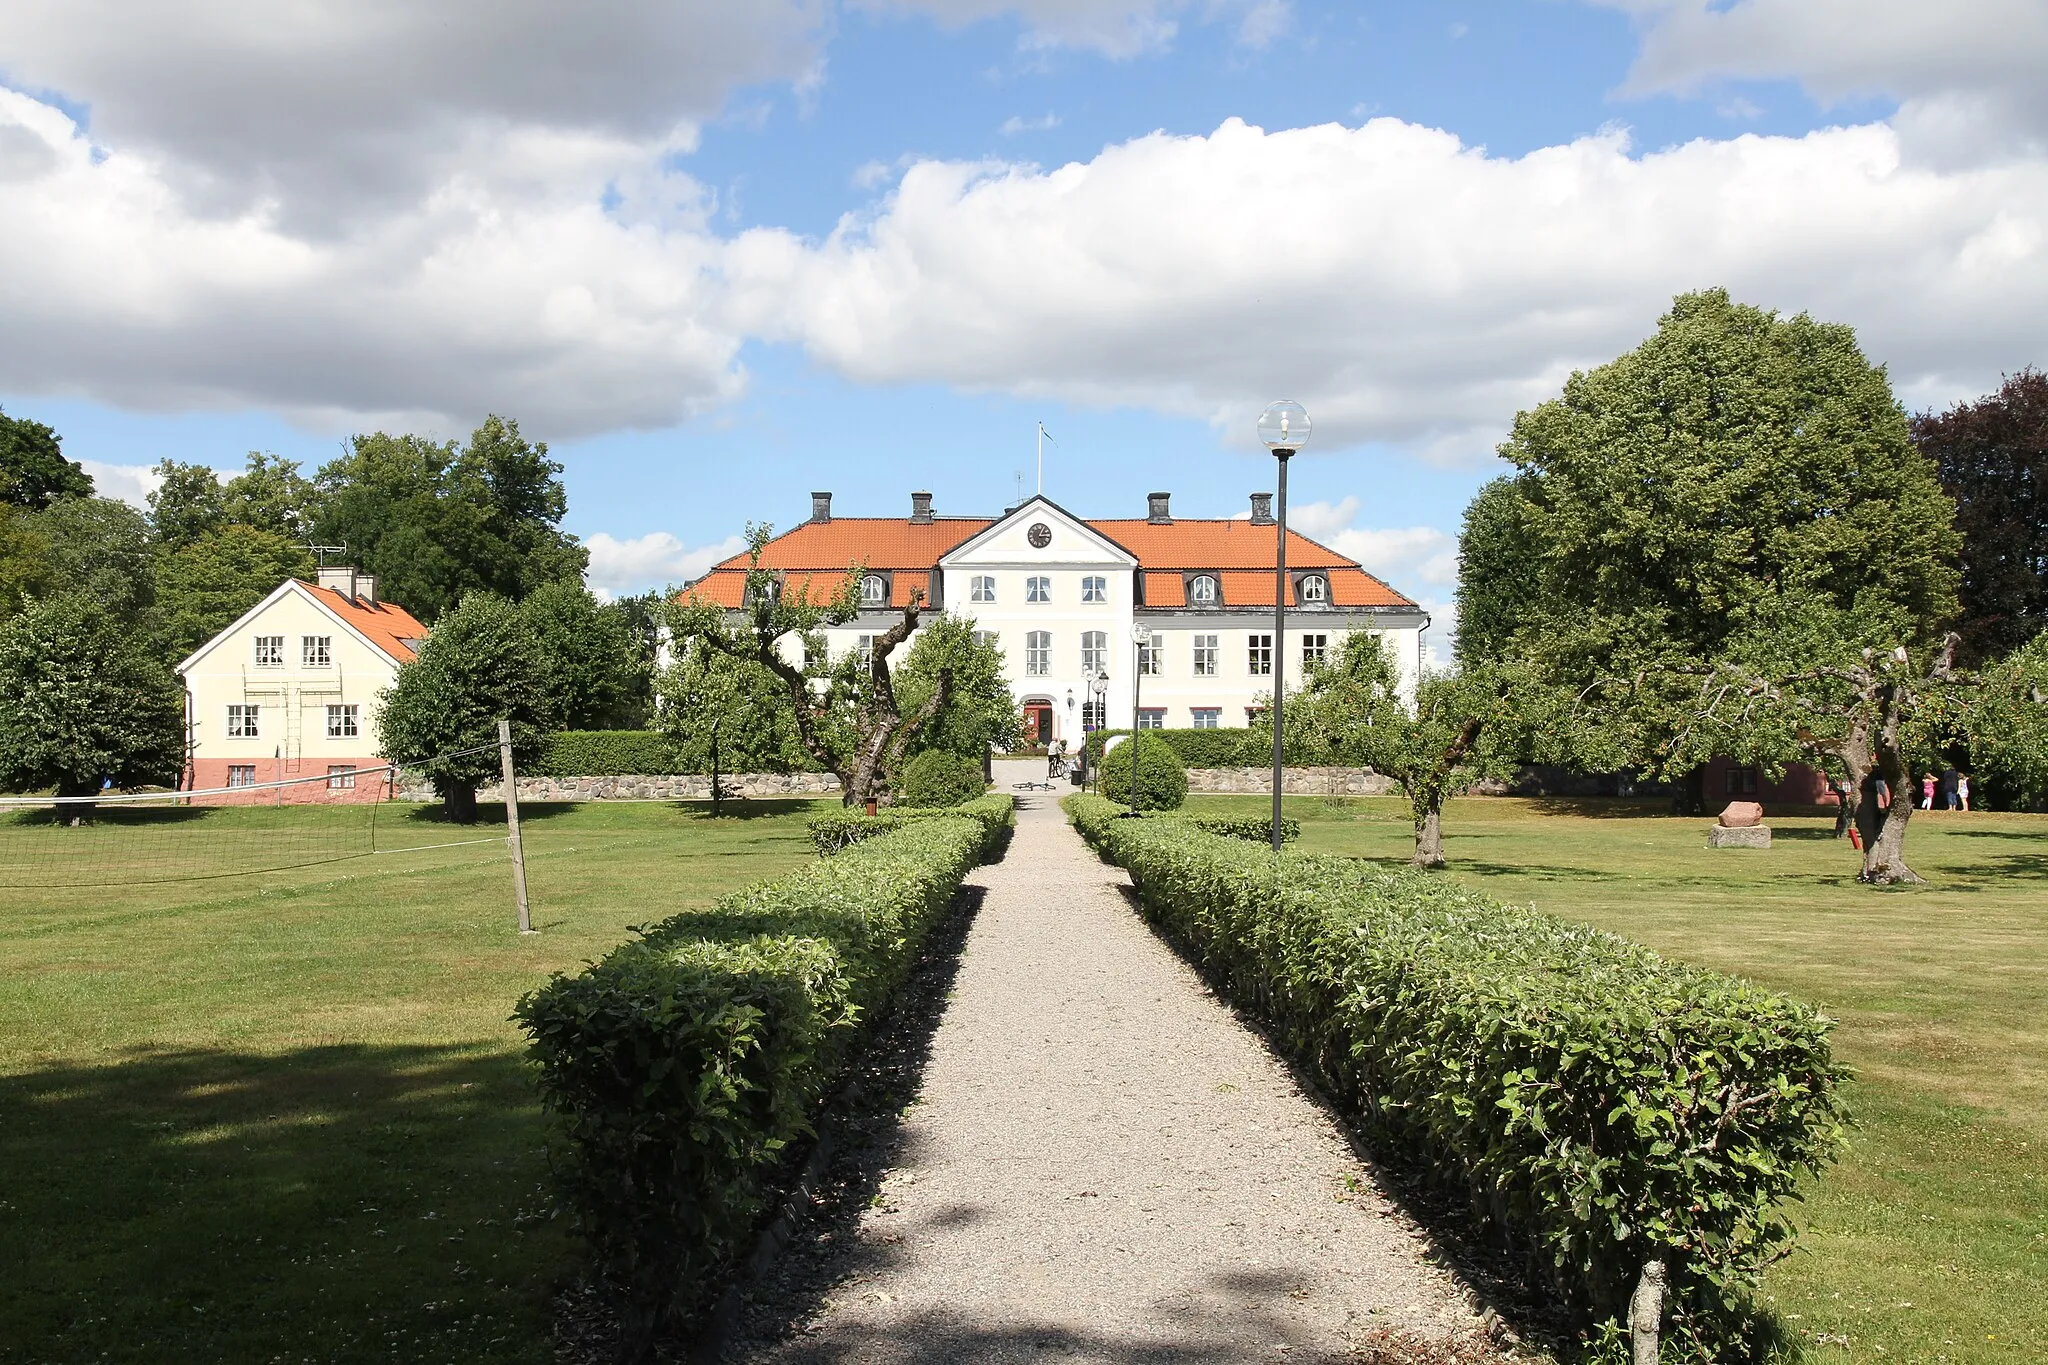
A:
[939,496,1138,567]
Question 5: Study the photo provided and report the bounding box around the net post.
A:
[498,718,534,935]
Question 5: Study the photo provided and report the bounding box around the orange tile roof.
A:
[1143,571,1187,607]
[709,518,992,572]
[1091,519,1354,569]
[304,583,430,663]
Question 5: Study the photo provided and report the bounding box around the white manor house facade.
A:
[685,490,1427,747]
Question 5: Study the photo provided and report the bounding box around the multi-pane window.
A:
[856,635,876,667]
[1081,575,1107,603]
[253,635,284,667]
[226,704,260,738]
[1081,700,1106,730]
[1190,708,1221,729]
[1136,708,1165,730]
[1725,767,1760,795]
[302,635,332,667]
[227,765,257,787]
[1247,633,1273,676]
[1026,575,1052,603]
[971,575,996,603]
[1189,574,1218,605]
[326,703,360,739]
[1137,630,1162,676]
[1025,630,1051,675]
[861,574,887,606]
[1301,633,1329,668]
[1299,574,1328,604]
[327,765,357,790]
[973,630,1000,651]
[1080,630,1107,674]
[1192,634,1218,677]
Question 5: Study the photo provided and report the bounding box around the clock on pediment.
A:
[1027,522,1052,548]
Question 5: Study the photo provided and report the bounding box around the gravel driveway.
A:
[733,763,1487,1363]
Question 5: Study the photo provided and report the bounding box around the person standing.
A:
[1921,772,1936,810]
[1941,765,1961,810]
[1958,771,1972,812]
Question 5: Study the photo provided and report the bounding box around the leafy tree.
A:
[1956,631,2048,808]
[669,525,952,807]
[375,592,556,822]
[655,638,810,812]
[0,594,185,806]
[313,416,586,620]
[31,496,159,631]
[1287,633,1538,867]
[1911,369,2048,666]
[157,525,316,660]
[895,615,1021,760]
[1453,476,1541,666]
[221,452,318,540]
[521,580,648,731]
[0,405,92,510]
[0,503,55,618]
[147,460,228,550]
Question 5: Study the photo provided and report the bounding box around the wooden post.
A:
[498,718,534,935]
[1628,1259,1665,1365]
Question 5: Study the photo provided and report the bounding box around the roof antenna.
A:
[1036,421,1056,496]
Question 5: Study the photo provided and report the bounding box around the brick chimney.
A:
[317,565,358,598]
[355,574,378,605]
[1249,492,1274,525]
[910,491,934,524]
[1147,491,1171,524]
[810,491,832,524]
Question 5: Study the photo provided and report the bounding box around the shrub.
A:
[1168,811,1301,844]
[807,793,1014,855]
[515,799,1012,1351]
[1098,733,1188,810]
[895,749,987,808]
[1083,726,1316,768]
[1065,793,1846,1359]
[530,729,678,776]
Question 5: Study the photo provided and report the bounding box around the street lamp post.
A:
[1088,671,1108,790]
[1129,620,1152,808]
[1259,401,1311,853]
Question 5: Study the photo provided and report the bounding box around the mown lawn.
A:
[1192,792,2048,1364]
[0,799,827,1365]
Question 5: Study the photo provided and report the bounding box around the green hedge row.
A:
[1082,726,1318,768]
[1065,793,1845,1357]
[514,798,1012,1349]
[807,793,1014,855]
[1168,811,1301,844]
[529,730,678,776]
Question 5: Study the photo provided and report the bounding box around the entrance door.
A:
[1023,703,1052,745]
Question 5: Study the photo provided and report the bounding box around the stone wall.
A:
[1185,766,1398,796]
[392,772,841,803]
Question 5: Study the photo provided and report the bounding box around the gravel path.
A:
[734,764,1487,1363]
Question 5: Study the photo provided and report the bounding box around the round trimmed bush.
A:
[896,749,987,807]
[1099,733,1187,811]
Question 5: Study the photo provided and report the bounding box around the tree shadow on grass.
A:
[667,798,830,822]
[1941,828,2048,841]
[399,800,581,826]
[1942,853,2048,880]
[0,1042,566,1365]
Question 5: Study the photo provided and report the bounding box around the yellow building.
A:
[175,567,427,802]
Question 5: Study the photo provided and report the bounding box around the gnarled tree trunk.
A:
[1411,802,1446,869]
[442,782,478,824]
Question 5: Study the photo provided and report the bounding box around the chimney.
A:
[1249,492,1274,525]
[810,491,832,524]
[317,565,357,598]
[1146,491,1172,524]
[910,490,934,524]
[355,574,378,605]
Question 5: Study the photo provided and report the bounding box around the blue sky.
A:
[3,0,2042,639]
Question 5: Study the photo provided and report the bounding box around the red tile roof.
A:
[304,583,430,663]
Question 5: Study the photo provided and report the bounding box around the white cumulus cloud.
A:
[584,531,747,598]
[78,460,165,510]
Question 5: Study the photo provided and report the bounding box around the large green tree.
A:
[520,580,648,731]
[375,592,556,821]
[655,638,811,810]
[157,525,316,661]
[31,497,160,631]
[1954,631,2048,808]
[894,614,1021,761]
[0,405,92,510]
[313,416,586,620]
[147,460,229,550]
[0,503,56,618]
[0,595,185,806]
[1911,369,2048,666]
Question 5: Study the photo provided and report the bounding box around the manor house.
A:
[684,491,1427,747]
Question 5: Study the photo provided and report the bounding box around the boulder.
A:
[1718,800,1765,828]
[1708,824,1772,849]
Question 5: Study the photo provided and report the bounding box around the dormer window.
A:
[1299,573,1328,604]
[861,574,887,606]
[1189,574,1219,605]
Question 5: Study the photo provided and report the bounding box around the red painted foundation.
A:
[185,757,396,805]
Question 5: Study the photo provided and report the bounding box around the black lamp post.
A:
[1088,671,1108,789]
[1258,400,1311,853]
[1128,624,1152,807]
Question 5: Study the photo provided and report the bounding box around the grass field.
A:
[1190,792,2048,1364]
[0,799,827,1365]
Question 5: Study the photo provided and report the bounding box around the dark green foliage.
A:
[374,592,555,821]
[312,416,586,621]
[1168,811,1300,843]
[521,581,647,730]
[0,405,91,510]
[29,497,158,630]
[1453,476,1542,666]
[806,793,1015,855]
[1957,632,2048,806]
[1098,733,1187,810]
[895,615,1021,759]
[1082,726,1297,768]
[0,503,54,618]
[0,595,185,797]
[515,802,1011,1350]
[156,525,315,660]
[146,460,228,550]
[656,636,815,778]
[894,748,986,808]
[1066,793,1847,1359]
[1912,369,2048,666]
[146,453,316,551]
[530,730,678,777]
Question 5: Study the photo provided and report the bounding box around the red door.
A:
[1023,704,1052,745]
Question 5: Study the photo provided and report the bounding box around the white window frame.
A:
[1137,630,1162,676]
[302,635,332,667]
[1189,574,1219,605]
[1080,630,1107,675]
[970,575,996,603]
[856,634,876,667]
[226,704,261,739]
[1081,575,1107,603]
[1081,699,1106,730]
[253,635,284,667]
[1026,575,1052,604]
[861,574,887,606]
[1136,708,1165,730]
[973,630,1000,651]
[227,764,258,788]
[1248,633,1273,677]
[327,765,357,790]
[1299,574,1328,604]
[1192,634,1218,677]
[1302,633,1329,668]
[326,703,360,739]
[1190,708,1221,730]
[1025,630,1052,676]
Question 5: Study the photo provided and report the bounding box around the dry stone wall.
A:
[1184,766,1398,796]
[392,772,841,802]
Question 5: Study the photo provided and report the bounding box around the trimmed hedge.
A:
[1098,733,1188,810]
[807,793,1015,855]
[514,800,1011,1348]
[895,749,988,808]
[1170,811,1301,844]
[530,729,678,776]
[1065,793,1846,1357]
[1083,726,1316,768]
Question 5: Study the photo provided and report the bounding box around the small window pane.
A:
[1247,633,1273,677]
[1192,634,1218,677]
[1136,709,1165,730]
[971,575,996,603]
[1191,708,1220,730]
[1302,633,1329,667]
[1025,630,1051,676]
[326,703,360,739]
[1190,575,1218,604]
[1300,574,1328,603]
[1080,630,1107,674]
[1137,631,1162,676]
[302,635,332,666]
[227,765,257,787]
[226,704,260,738]
[254,635,284,666]
[1027,576,1052,603]
[327,765,357,790]
[1082,575,1107,603]
[861,575,887,605]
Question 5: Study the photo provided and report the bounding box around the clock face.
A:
[1027,522,1052,548]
